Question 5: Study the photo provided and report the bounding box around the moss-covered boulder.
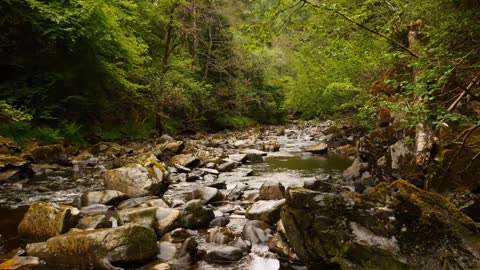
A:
[28,144,67,164]
[0,155,31,181]
[103,158,170,197]
[18,202,80,241]
[26,224,158,269]
[281,180,480,270]
[0,136,20,155]
[89,142,126,157]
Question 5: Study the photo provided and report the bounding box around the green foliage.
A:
[213,114,257,130]
[94,122,157,141]
[0,122,62,145]
[0,100,32,122]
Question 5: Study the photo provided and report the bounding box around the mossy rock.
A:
[28,144,67,164]
[28,224,158,268]
[282,180,480,270]
[103,158,170,197]
[18,201,80,241]
[0,155,29,169]
[0,136,20,155]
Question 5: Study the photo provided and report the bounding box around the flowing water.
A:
[0,132,352,270]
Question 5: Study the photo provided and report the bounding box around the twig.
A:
[445,125,480,172]
[300,0,419,58]
[459,150,480,174]
[447,76,478,111]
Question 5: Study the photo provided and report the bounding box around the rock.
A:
[259,181,285,200]
[186,170,203,182]
[140,198,170,208]
[187,185,223,203]
[157,241,178,262]
[226,183,249,201]
[174,164,191,173]
[27,224,158,268]
[449,189,480,222]
[0,136,20,155]
[169,154,200,168]
[261,142,280,152]
[390,139,414,170]
[207,227,235,245]
[118,207,157,228]
[304,143,328,154]
[281,181,480,269]
[268,233,299,262]
[209,217,230,228]
[217,161,236,172]
[90,142,125,157]
[158,141,185,156]
[242,220,271,244]
[244,153,264,163]
[180,200,215,229]
[207,180,225,189]
[18,202,80,241]
[80,190,129,207]
[155,208,181,236]
[200,168,220,175]
[76,215,111,230]
[80,204,111,216]
[303,175,334,192]
[29,144,67,164]
[246,199,286,224]
[230,237,251,253]
[204,246,244,263]
[161,228,192,244]
[117,196,159,210]
[151,263,172,270]
[342,157,368,181]
[240,149,268,156]
[0,256,43,270]
[103,158,170,197]
[0,156,31,181]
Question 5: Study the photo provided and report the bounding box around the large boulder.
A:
[180,200,215,229]
[103,158,170,197]
[26,224,158,269]
[18,202,80,241]
[28,144,67,164]
[281,180,480,269]
[246,199,285,224]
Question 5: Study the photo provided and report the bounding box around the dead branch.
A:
[445,125,480,172]
[447,76,478,111]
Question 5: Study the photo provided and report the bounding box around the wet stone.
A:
[80,204,111,216]
[259,181,285,200]
[204,246,244,263]
[117,196,159,210]
[180,200,215,229]
[18,202,80,241]
[80,190,129,206]
[242,220,272,244]
[207,227,235,245]
[246,199,286,224]
[217,161,236,172]
[209,217,230,228]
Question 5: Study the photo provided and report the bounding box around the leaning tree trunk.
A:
[408,19,435,169]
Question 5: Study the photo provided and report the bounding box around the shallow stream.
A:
[0,132,352,269]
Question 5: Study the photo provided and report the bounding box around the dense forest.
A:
[1,1,480,270]
[1,0,479,143]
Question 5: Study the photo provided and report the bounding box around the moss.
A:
[0,155,28,168]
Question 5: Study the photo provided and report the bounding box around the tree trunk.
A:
[408,19,435,168]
